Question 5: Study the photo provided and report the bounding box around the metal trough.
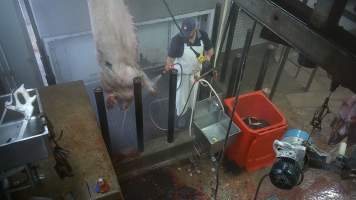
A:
[193,98,240,155]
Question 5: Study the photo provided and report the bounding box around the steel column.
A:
[304,67,318,92]
[269,47,291,100]
[278,46,287,64]
[294,65,302,78]
[219,2,239,81]
[225,54,241,98]
[211,2,222,49]
[133,77,144,152]
[233,0,356,94]
[168,69,178,143]
[94,87,111,153]
[214,27,253,200]
[233,29,254,96]
[255,44,275,91]
[311,0,347,30]
[23,0,56,85]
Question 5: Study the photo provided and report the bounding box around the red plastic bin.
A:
[224,91,287,172]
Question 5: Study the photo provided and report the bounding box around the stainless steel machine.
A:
[0,85,49,198]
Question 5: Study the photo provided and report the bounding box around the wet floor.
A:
[120,167,208,200]
[119,44,356,199]
[120,158,356,200]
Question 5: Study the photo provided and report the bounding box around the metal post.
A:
[214,31,253,199]
[278,46,287,64]
[211,2,222,49]
[304,67,318,92]
[94,87,111,153]
[23,0,56,85]
[294,65,302,78]
[133,77,144,152]
[226,54,241,98]
[168,69,178,143]
[216,2,235,61]
[250,20,257,37]
[311,0,347,30]
[255,44,275,91]
[214,1,234,69]
[233,29,254,96]
[219,2,239,81]
[269,47,291,100]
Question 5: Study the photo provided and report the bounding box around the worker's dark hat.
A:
[181,18,196,38]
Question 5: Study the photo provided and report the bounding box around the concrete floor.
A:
[119,43,356,200]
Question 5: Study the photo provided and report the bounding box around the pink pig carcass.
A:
[88,0,155,110]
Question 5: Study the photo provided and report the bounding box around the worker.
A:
[164,18,214,127]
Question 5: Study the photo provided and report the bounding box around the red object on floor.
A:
[224,91,287,172]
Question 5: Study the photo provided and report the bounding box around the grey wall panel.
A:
[137,22,170,66]
[44,33,100,84]
[126,0,218,22]
[231,12,266,49]
[28,0,218,38]
[29,0,92,38]
[0,0,43,88]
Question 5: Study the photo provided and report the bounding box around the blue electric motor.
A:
[269,129,310,189]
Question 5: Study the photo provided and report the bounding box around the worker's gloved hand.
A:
[205,55,212,62]
[198,54,208,64]
[163,64,174,74]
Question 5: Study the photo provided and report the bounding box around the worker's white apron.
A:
[175,40,204,116]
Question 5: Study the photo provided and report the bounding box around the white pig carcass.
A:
[88,0,155,109]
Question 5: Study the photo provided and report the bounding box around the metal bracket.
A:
[2,84,37,140]
[5,84,36,120]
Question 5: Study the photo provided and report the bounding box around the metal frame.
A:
[304,67,318,92]
[22,0,56,85]
[226,54,241,98]
[211,3,222,49]
[1,164,43,200]
[0,44,17,93]
[255,44,275,91]
[233,0,356,94]
[94,87,111,154]
[136,9,215,27]
[269,47,291,99]
[133,77,144,152]
[167,69,178,143]
[232,28,254,96]
[219,2,239,81]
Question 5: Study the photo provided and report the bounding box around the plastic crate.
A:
[224,91,287,172]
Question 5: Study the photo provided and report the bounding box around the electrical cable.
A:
[253,174,269,200]
[188,79,225,136]
[174,68,215,119]
[149,58,208,132]
[213,94,238,199]
[177,80,199,118]
[173,63,184,90]
[44,115,73,178]
[213,30,251,199]
[149,62,190,131]
[149,97,169,131]
[149,77,221,132]
[156,63,183,90]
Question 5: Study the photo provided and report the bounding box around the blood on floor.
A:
[120,168,208,200]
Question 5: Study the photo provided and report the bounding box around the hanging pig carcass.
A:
[88,0,156,109]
